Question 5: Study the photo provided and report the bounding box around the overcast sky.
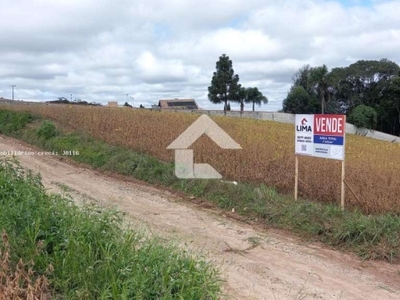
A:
[0,0,399,111]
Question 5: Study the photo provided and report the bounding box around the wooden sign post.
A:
[294,155,299,201]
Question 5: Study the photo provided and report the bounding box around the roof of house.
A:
[158,99,199,110]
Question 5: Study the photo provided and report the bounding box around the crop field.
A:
[2,102,400,214]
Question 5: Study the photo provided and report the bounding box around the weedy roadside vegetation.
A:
[0,230,51,300]
[0,155,222,299]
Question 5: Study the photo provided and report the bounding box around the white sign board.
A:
[295,114,346,161]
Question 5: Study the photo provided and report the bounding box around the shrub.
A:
[36,121,58,140]
[348,104,378,129]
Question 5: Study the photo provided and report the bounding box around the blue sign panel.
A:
[314,135,344,146]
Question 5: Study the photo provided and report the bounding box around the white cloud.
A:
[135,51,202,83]
[0,0,399,111]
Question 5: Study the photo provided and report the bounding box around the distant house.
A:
[108,101,118,107]
[158,99,199,110]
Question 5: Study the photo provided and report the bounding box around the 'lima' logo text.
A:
[297,118,312,132]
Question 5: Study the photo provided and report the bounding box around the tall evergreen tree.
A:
[208,54,241,111]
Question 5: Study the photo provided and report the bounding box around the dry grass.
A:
[0,231,51,300]
[3,103,400,214]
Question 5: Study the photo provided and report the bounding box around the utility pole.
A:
[70,93,72,101]
[10,85,16,100]
[130,96,134,107]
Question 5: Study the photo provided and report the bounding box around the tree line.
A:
[208,54,268,112]
[282,59,400,136]
[48,97,102,106]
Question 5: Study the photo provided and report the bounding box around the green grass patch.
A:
[0,158,222,299]
[1,109,400,263]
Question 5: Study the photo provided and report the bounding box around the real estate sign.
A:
[295,114,346,160]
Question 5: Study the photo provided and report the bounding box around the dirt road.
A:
[1,135,399,300]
